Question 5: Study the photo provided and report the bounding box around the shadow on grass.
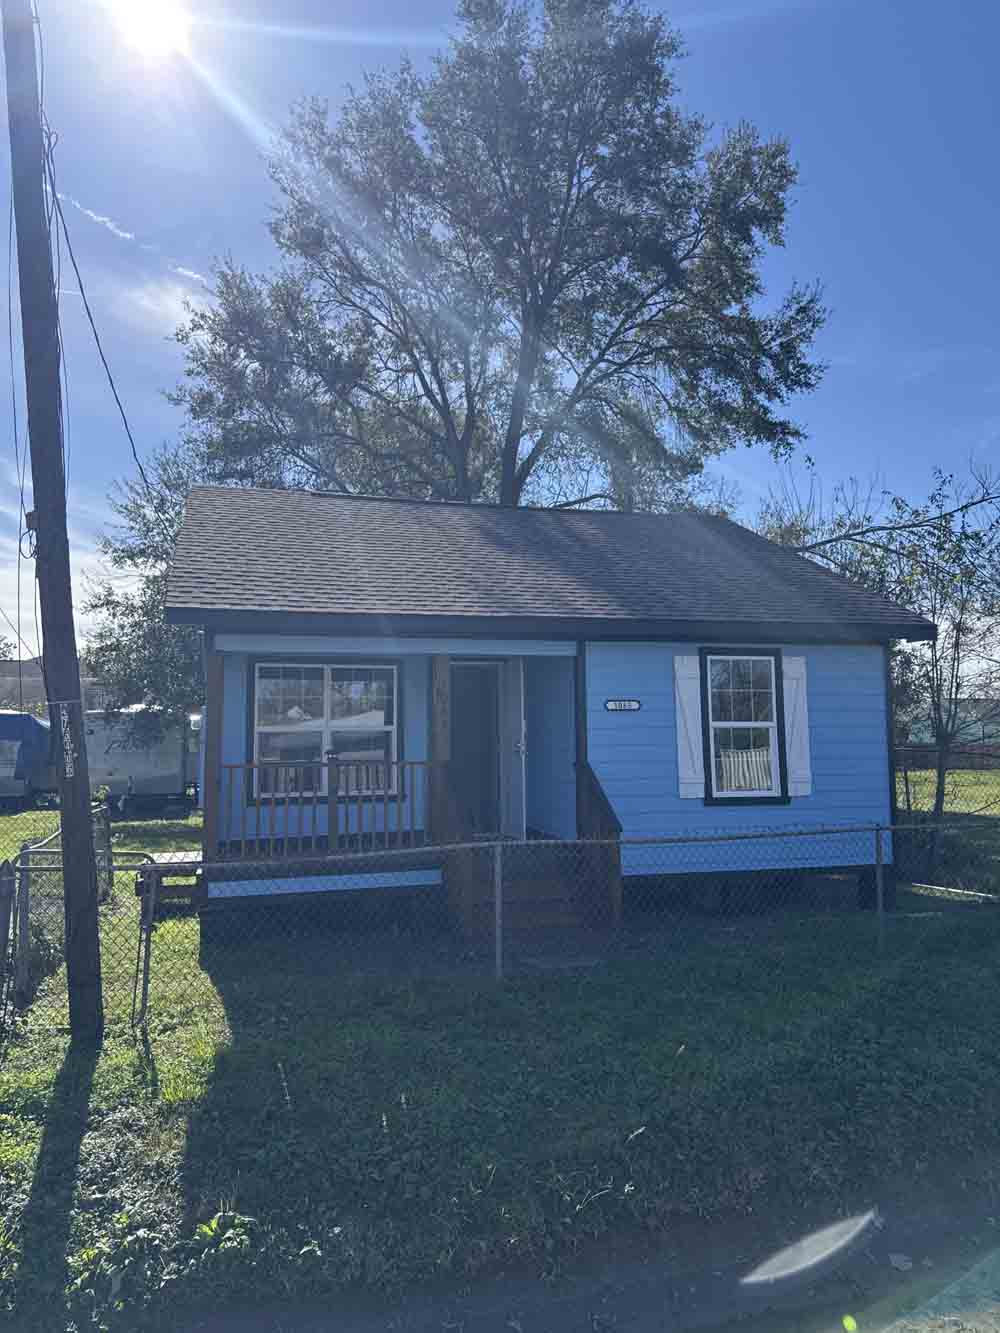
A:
[16,1041,99,1309]
[169,892,1000,1320]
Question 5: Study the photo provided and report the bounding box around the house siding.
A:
[524,655,576,839]
[585,642,891,874]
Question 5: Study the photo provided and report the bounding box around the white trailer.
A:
[83,708,199,812]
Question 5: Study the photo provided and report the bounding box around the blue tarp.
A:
[0,712,52,781]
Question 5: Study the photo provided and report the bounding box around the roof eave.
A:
[163,606,937,644]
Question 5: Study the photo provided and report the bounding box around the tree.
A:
[174,0,825,509]
[758,469,1000,820]
[82,444,205,742]
[0,634,14,660]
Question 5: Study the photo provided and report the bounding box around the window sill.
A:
[703,794,791,807]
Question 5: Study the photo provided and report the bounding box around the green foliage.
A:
[82,444,205,734]
[174,0,824,508]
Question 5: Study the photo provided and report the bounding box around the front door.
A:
[450,663,501,836]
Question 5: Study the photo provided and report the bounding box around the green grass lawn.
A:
[112,813,203,856]
[897,765,1000,816]
[0,809,204,864]
[5,899,1000,1330]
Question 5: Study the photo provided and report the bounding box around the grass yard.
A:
[113,813,203,856]
[4,898,1000,1330]
[0,808,203,863]
[897,765,1000,817]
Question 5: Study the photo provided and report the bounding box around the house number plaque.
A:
[604,699,641,712]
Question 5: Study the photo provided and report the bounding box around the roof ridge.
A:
[185,485,724,521]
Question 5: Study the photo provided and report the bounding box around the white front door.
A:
[500,657,526,839]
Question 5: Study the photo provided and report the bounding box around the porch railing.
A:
[218,760,452,859]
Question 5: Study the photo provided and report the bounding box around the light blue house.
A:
[165,488,934,922]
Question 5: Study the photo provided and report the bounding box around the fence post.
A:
[97,802,112,901]
[493,841,503,981]
[13,842,30,1006]
[875,824,885,956]
[0,860,13,993]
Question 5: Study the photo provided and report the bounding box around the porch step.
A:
[460,877,580,930]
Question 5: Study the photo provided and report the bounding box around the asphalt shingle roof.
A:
[164,487,934,640]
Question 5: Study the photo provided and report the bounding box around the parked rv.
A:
[83,708,199,814]
[0,710,52,809]
[0,708,199,814]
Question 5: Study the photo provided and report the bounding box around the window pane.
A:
[257,731,323,795]
[257,665,324,727]
[752,690,774,722]
[713,726,774,793]
[330,668,394,729]
[751,660,772,690]
[710,660,731,690]
[711,688,732,721]
[731,689,753,721]
[327,731,392,793]
[732,659,752,689]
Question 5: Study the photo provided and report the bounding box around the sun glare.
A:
[106,0,191,61]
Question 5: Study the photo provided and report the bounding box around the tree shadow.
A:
[16,1041,99,1309]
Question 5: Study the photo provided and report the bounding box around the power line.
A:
[41,139,156,503]
[0,601,35,661]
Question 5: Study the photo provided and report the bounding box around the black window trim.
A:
[698,646,790,807]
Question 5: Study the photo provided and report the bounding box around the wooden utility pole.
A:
[2,0,103,1040]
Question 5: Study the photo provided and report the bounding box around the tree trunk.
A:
[932,745,949,820]
[499,325,540,506]
[925,743,951,880]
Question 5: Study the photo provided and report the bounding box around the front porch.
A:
[198,643,622,935]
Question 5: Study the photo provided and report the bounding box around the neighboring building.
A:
[904,700,1000,747]
[0,657,112,713]
[0,657,45,711]
[165,488,935,922]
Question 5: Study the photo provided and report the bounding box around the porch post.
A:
[574,642,588,836]
[429,655,452,842]
[202,641,224,862]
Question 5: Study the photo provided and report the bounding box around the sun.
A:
[105,0,192,61]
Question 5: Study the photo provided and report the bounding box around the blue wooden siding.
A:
[585,642,891,874]
[218,652,430,843]
[524,655,576,839]
[216,643,578,847]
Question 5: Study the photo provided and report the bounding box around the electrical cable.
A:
[42,138,157,505]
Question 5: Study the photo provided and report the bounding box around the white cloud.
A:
[114,277,195,334]
[170,264,210,288]
[60,194,135,242]
[0,532,110,657]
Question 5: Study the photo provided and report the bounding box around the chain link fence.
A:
[0,803,136,1032]
[119,817,1000,1028]
[3,755,1000,1039]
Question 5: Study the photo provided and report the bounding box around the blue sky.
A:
[2,0,999,651]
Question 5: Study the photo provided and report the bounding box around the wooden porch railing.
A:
[217,759,454,859]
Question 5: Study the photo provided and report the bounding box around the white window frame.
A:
[253,662,399,798]
[705,653,782,799]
